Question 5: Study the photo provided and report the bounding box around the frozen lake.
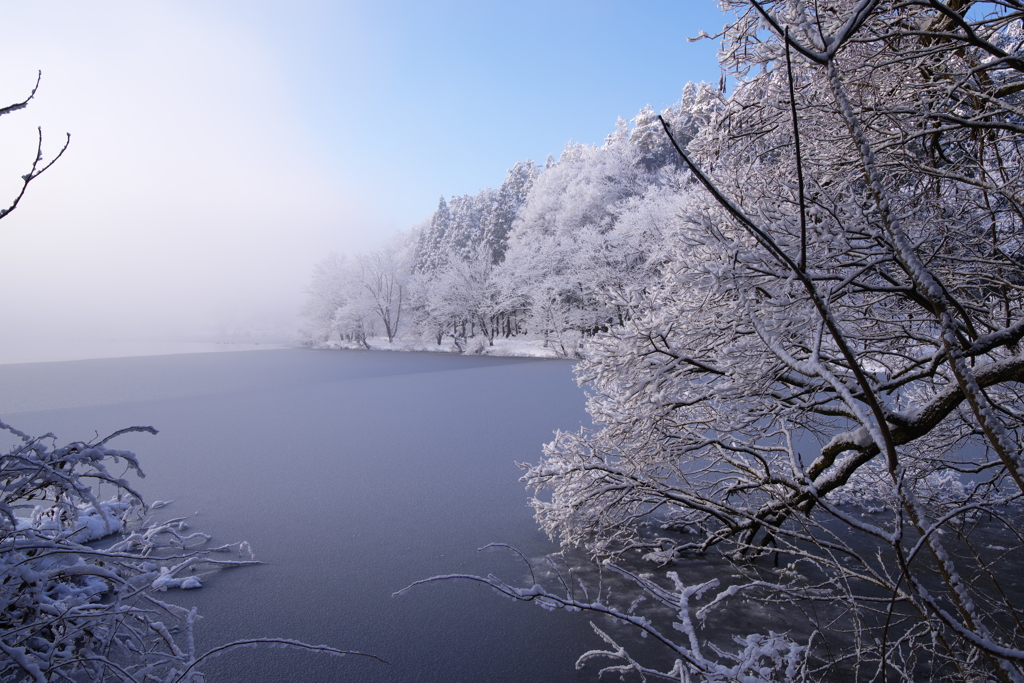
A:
[0,348,608,682]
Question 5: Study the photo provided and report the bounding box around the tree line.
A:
[298,84,724,357]
[399,1,1024,681]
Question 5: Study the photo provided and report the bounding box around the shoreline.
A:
[0,339,289,366]
[305,335,575,360]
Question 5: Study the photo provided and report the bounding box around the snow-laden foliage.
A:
[415,160,540,273]
[516,1,1024,680]
[0,418,386,682]
[299,86,725,357]
[1,421,298,682]
[497,139,678,356]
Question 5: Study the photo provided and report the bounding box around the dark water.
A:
[0,348,614,682]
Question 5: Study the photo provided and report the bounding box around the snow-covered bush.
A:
[0,421,385,682]
[1,422,239,680]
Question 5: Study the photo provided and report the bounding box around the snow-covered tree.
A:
[297,253,351,343]
[413,161,539,276]
[358,236,412,344]
[497,142,642,354]
[421,2,1024,680]
[497,129,695,354]
[415,247,508,351]
[414,196,453,274]
[299,234,414,347]
[630,104,674,170]
[298,253,376,348]
[483,160,540,264]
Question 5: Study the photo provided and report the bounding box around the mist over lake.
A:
[0,348,606,682]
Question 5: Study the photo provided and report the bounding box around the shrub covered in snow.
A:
[0,423,386,682]
[0,421,252,680]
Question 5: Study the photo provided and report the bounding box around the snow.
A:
[308,335,565,359]
[14,499,131,542]
[152,566,203,591]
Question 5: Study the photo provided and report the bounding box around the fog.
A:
[0,1,724,349]
[0,4,372,343]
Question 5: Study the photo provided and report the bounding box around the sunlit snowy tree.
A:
[414,247,509,351]
[416,2,1024,680]
[413,161,539,275]
[498,138,657,355]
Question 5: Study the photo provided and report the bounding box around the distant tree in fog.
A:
[298,252,351,343]
[300,234,414,347]
[358,236,412,344]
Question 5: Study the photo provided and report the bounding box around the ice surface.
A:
[0,348,600,683]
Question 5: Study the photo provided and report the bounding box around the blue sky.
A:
[0,1,726,340]
[195,0,727,225]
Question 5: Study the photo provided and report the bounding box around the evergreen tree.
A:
[413,196,452,273]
